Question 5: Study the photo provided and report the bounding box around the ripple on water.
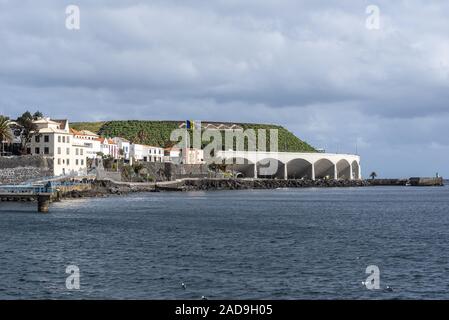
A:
[1,187,449,299]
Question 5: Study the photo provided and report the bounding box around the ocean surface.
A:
[1,186,449,300]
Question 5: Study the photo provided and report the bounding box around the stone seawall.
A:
[182,179,368,191]
[0,156,54,184]
[61,179,369,199]
[124,162,212,182]
[367,178,444,186]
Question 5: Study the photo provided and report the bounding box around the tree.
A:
[0,115,13,156]
[16,111,38,154]
[370,172,377,180]
[33,111,44,120]
[136,130,148,144]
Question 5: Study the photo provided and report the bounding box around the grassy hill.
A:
[71,122,105,134]
[71,120,316,152]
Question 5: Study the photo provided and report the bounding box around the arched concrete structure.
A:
[351,160,360,180]
[226,157,255,178]
[336,159,351,180]
[314,158,335,180]
[215,151,361,181]
[287,159,313,179]
[257,158,285,179]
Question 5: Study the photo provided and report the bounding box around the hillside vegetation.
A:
[71,122,105,133]
[71,120,316,152]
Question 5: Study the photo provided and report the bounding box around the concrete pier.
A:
[37,194,51,213]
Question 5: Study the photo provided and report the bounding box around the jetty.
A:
[0,179,93,213]
[368,177,444,187]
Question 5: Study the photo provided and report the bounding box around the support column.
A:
[37,194,51,213]
[284,163,288,180]
[253,163,258,179]
[311,163,316,181]
[334,164,338,180]
[349,163,354,181]
[358,163,362,180]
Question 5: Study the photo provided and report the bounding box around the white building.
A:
[182,148,204,164]
[164,147,181,163]
[162,147,204,164]
[130,144,164,162]
[130,143,146,162]
[148,145,164,162]
[71,128,101,159]
[113,137,131,161]
[28,118,87,176]
[98,137,119,159]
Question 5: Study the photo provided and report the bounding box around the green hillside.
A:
[71,120,316,152]
[71,122,105,133]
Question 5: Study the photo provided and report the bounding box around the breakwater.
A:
[57,177,445,198]
[368,177,444,187]
[182,178,368,191]
[3,177,443,206]
[61,179,368,198]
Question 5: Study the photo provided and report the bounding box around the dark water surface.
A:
[1,186,449,299]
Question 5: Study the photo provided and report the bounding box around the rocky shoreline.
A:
[61,178,370,199]
[182,178,368,191]
[6,177,443,202]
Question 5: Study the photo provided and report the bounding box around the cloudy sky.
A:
[1,0,448,177]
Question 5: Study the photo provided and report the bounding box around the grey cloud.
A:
[0,0,448,176]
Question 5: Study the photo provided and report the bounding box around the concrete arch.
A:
[257,158,285,179]
[314,159,335,180]
[336,159,351,180]
[225,157,253,165]
[226,157,254,178]
[352,161,360,180]
[287,159,313,179]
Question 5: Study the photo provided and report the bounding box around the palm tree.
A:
[370,172,377,180]
[0,115,13,156]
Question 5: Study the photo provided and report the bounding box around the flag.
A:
[185,120,191,129]
[194,120,202,131]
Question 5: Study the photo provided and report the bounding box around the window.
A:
[76,148,79,155]
[81,159,84,166]
[67,159,70,165]
[58,147,61,155]
[26,148,31,154]
[35,147,40,154]
[58,158,61,165]
[67,137,70,143]
[44,147,49,155]
[58,136,61,143]
[76,159,79,165]
[35,136,40,143]
[62,136,65,143]
[66,148,70,155]
[44,135,49,143]
[80,149,83,156]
